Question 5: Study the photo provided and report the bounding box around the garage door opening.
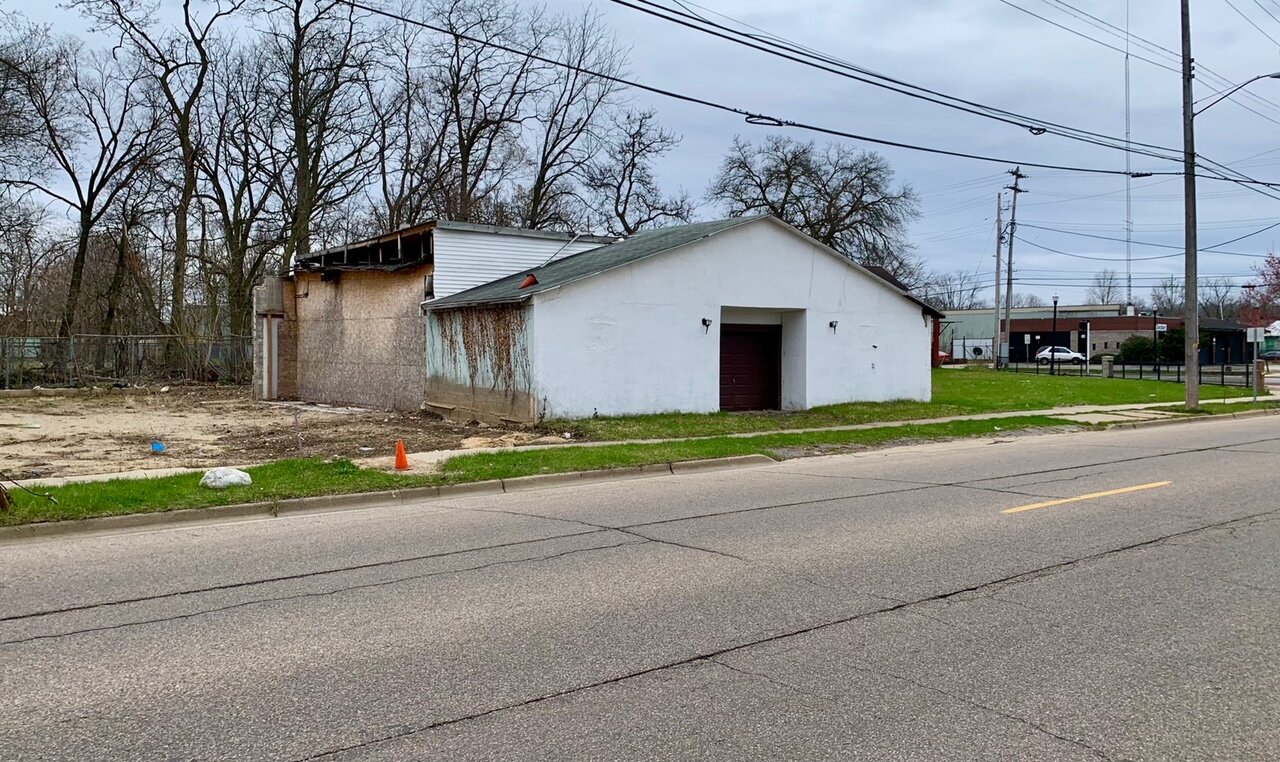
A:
[720,324,782,411]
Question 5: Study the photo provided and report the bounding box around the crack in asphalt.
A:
[0,524,612,624]
[459,506,750,562]
[288,506,1279,761]
[0,539,647,647]
[839,660,1115,760]
[705,657,833,703]
[771,470,1058,499]
[948,433,1280,486]
[997,468,1121,488]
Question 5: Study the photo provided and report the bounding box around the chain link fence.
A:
[0,335,252,389]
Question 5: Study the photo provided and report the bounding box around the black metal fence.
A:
[0,334,252,389]
[1003,361,1256,387]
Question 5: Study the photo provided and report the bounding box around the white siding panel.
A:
[432,229,603,299]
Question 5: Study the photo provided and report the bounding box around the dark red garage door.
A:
[720,324,782,411]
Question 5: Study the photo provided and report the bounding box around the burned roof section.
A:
[294,222,435,273]
[292,220,613,274]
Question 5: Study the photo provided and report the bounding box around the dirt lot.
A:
[0,387,549,479]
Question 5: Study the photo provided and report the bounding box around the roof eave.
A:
[421,294,532,311]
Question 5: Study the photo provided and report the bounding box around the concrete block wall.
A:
[1089,330,1135,357]
[279,279,298,399]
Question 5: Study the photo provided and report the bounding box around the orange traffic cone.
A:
[394,440,410,471]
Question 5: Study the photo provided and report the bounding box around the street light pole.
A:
[1181,0,1200,409]
[1051,292,1059,376]
[1194,72,1280,114]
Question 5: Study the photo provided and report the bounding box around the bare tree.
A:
[0,198,53,335]
[0,35,163,339]
[364,0,449,230]
[1198,276,1238,320]
[520,8,625,230]
[1240,251,1280,326]
[0,14,53,180]
[195,39,288,341]
[1150,275,1184,315]
[582,109,692,236]
[428,0,544,224]
[1085,267,1123,304]
[922,270,989,312]
[68,0,245,339]
[261,0,378,263]
[1010,293,1046,308]
[709,135,922,284]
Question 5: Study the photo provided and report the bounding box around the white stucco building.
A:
[422,215,942,423]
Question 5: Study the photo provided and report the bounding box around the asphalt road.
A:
[2,417,1278,761]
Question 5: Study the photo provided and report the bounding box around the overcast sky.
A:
[15,0,1280,303]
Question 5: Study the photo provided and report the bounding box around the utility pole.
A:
[992,193,1004,368]
[1124,0,1134,310]
[1181,0,1200,409]
[1003,167,1027,363]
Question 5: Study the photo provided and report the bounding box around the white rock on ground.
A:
[200,467,252,489]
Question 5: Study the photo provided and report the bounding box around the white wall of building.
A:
[528,219,932,419]
[432,228,605,299]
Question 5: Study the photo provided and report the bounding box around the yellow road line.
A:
[1002,481,1172,514]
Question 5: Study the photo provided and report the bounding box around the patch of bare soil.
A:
[0,387,533,479]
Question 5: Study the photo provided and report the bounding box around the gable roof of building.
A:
[421,217,753,309]
[422,215,944,318]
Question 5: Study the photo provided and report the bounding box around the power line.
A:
[1019,224,1270,257]
[1224,0,1280,48]
[339,0,1280,218]
[1008,0,1280,124]
[1250,0,1280,29]
[337,0,1190,178]
[1207,218,1280,247]
[616,0,1280,201]
[1016,235,1180,261]
[996,0,1179,73]
[615,0,1189,162]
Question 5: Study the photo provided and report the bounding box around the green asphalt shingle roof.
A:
[422,216,759,310]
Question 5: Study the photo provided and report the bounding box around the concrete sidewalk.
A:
[12,393,1272,488]
[368,394,1274,472]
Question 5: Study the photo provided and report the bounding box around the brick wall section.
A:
[291,266,429,411]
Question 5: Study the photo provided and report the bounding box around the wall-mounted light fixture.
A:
[829,320,839,332]
[701,318,713,334]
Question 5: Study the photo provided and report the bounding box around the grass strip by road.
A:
[554,368,1258,441]
[3,415,1071,527]
[1149,401,1280,416]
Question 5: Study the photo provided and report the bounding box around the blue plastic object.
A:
[150,441,166,453]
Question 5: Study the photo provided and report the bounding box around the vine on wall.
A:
[435,305,530,396]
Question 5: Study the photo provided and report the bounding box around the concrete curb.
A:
[0,455,776,543]
[1103,406,1280,430]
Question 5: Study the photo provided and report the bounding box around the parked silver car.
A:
[1035,346,1086,365]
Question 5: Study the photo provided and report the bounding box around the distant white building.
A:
[421,215,942,423]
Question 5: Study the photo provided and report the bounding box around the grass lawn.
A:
[4,415,1070,526]
[554,368,1260,441]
